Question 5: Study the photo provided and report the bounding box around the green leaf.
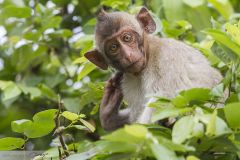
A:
[42,16,62,30]
[18,84,42,99]
[72,125,87,130]
[97,141,136,154]
[38,84,58,101]
[180,88,212,102]
[208,0,234,20]
[162,0,185,21]
[211,42,238,63]
[24,30,42,42]
[73,35,93,55]
[62,111,79,121]
[48,29,73,38]
[0,81,13,90]
[80,82,104,106]
[26,109,57,138]
[198,114,231,136]
[172,95,188,107]
[11,109,57,138]
[151,143,178,160]
[44,74,65,88]
[162,0,211,32]
[2,6,31,18]
[225,23,240,44]
[67,149,98,160]
[224,102,240,128]
[11,119,32,133]
[183,0,204,8]
[206,110,217,136]
[73,57,88,64]
[192,121,204,138]
[1,83,22,102]
[77,62,96,81]
[124,125,148,138]
[157,136,195,152]
[204,29,240,57]
[79,119,95,132]
[187,156,200,160]
[11,44,47,72]
[211,83,224,97]
[0,137,25,151]
[63,98,82,113]
[101,0,130,10]
[172,116,194,144]
[151,107,192,122]
[103,125,148,143]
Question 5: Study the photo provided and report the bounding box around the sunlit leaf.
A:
[18,84,42,99]
[103,125,148,143]
[208,0,234,20]
[101,0,130,10]
[152,107,192,122]
[224,102,240,128]
[2,6,31,18]
[11,109,57,138]
[1,83,22,102]
[205,29,240,57]
[225,23,240,44]
[172,116,194,144]
[77,63,96,81]
[63,98,82,113]
[151,143,178,160]
[183,0,204,8]
[206,110,217,136]
[187,155,200,160]
[124,125,148,138]
[62,111,79,121]
[72,125,87,130]
[73,57,87,64]
[0,137,25,151]
[79,119,95,132]
[11,119,32,133]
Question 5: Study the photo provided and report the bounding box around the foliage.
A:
[0,0,240,160]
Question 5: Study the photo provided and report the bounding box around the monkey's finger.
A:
[101,89,121,106]
[112,72,123,87]
[112,72,123,82]
[105,80,115,91]
[110,90,123,107]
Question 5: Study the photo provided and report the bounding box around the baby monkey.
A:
[85,7,223,131]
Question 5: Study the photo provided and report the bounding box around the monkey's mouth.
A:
[126,61,139,69]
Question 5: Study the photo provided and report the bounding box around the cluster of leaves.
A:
[0,0,240,160]
[0,0,107,151]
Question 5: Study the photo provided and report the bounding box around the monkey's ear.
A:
[84,49,108,70]
[97,8,107,21]
[136,7,156,34]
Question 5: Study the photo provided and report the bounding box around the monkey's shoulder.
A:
[147,37,210,69]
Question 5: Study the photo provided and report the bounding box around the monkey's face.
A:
[104,27,146,74]
[84,7,156,74]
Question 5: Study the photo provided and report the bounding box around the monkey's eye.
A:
[123,34,132,42]
[110,43,118,52]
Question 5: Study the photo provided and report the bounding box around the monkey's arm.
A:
[100,72,130,131]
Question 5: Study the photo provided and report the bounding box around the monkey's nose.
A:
[125,53,133,62]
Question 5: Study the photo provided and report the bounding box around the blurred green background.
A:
[0,0,240,159]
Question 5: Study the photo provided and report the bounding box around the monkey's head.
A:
[84,7,156,74]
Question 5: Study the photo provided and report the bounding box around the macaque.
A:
[84,7,223,131]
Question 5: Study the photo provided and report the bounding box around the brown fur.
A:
[85,7,223,131]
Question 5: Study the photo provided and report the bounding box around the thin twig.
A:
[54,95,69,158]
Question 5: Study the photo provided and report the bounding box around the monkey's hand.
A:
[100,72,130,131]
